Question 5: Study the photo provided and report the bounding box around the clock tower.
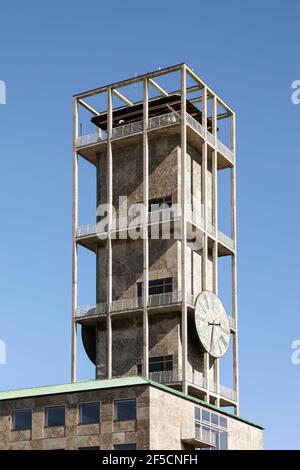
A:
[72,63,239,416]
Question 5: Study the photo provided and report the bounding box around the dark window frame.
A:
[12,408,32,431]
[114,398,137,422]
[137,277,173,298]
[78,402,101,425]
[137,354,173,375]
[44,405,65,428]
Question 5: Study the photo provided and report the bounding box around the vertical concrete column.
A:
[106,88,113,379]
[181,65,188,394]
[201,87,210,402]
[212,95,220,406]
[212,96,218,290]
[142,78,149,379]
[71,97,78,383]
[231,112,239,415]
[95,320,101,379]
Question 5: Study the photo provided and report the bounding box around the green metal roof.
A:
[0,376,146,401]
[0,376,263,430]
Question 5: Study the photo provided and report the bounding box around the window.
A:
[12,409,32,431]
[137,355,173,375]
[114,399,136,421]
[194,406,228,451]
[78,446,100,450]
[45,406,65,427]
[148,195,172,213]
[79,402,100,425]
[114,444,136,450]
[137,278,172,298]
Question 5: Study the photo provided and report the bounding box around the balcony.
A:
[76,210,235,255]
[219,384,237,402]
[75,290,183,320]
[186,113,234,167]
[76,110,233,168]
[218,230,235,251]
[76,291,236,335]
[188,371,206,389]
[188,372,237,403]
[181,426,216,448]
[76,111,180,150]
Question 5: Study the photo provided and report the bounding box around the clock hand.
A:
[209,323,215,353]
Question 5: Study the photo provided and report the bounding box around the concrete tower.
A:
[72,63,239,416]
[0,64,263,451]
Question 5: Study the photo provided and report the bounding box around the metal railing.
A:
[186,113,205,138]
[217,139,234,163]
[219,384,237,402]
[75,294,235,326]
[110,296,142,312]
[76,112,181,149]
[77,131,106,147]
[149,370,178,384]
[75,305,97,318]
[76,208,181,239]
[148,290,181,308]
[76,112,234,168]
[76,224,97,238]
[148,111,180,129]
[76,290,182,319]
[112,121,143,139]
[188,372,207,389]
[218,230,234,250]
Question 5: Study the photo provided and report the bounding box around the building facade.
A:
[0,377,263,450]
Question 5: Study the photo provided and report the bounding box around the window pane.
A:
[211,413,219,426]
[79,402,100,424]
[13,409,32,431]
[115,399,136,421]
[149,278,172,295]
[211,430,220,450]
[148,355,173,373]
[220,416,227,429]
[202,410,210,423]
[149,356,164,363]
[114,444,136,450]
[136,283,142,298]
[220,431,228,450]
[45,406,65,427]
[165,359,173,371]
[195,407,201,421]
[149,285,162,295]
[149,362,163,372]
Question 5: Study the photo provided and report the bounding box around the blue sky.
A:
[0,0,299,449]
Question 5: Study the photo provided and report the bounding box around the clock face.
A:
[195,291,230,358]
